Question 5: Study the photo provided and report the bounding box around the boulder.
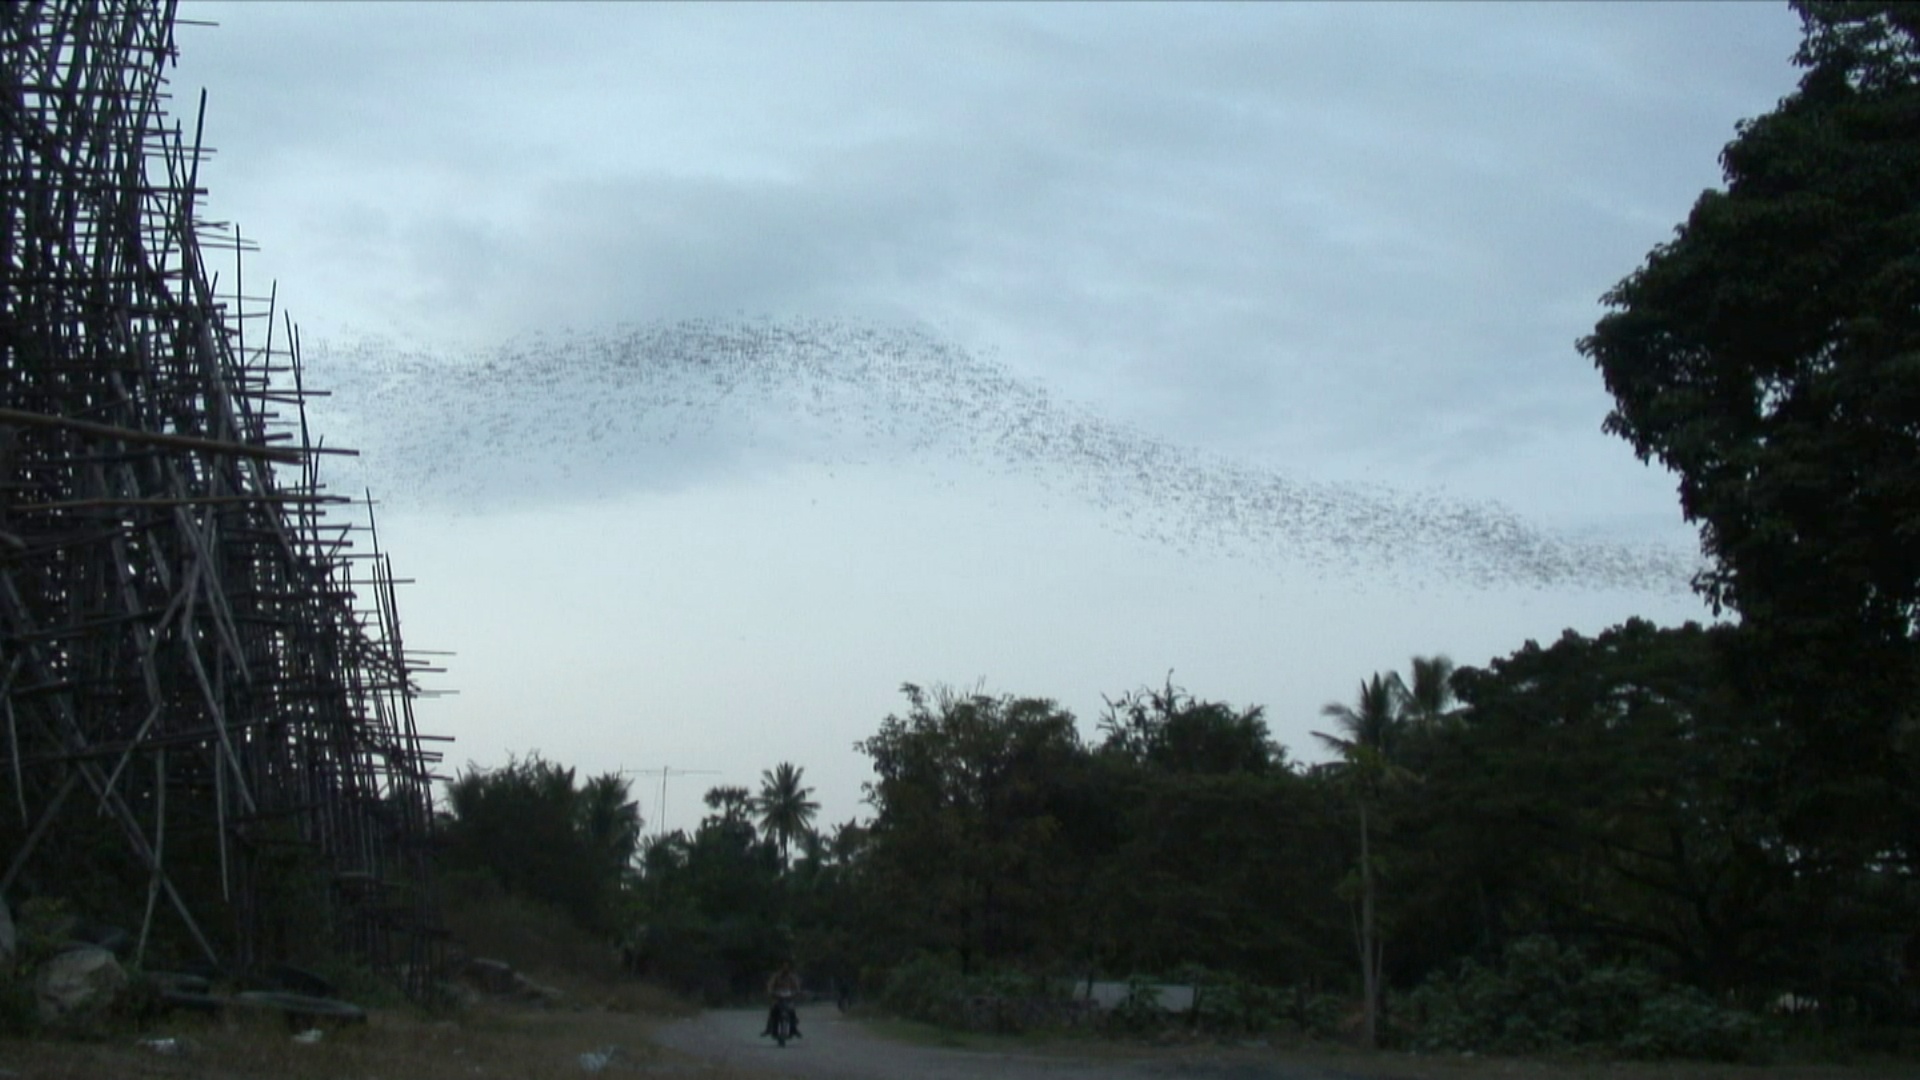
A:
[462,957,519,995]
[231,990,368,1027]
[36,945,128,1024]
[457,957,564,1006]
[431,978,482,1010]
[264,963,338,998]
[71,921,130,956]
[521,978,566,1006]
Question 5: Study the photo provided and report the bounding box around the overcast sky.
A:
[171,1,1804,836]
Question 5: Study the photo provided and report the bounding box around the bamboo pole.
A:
[2,0,442,991]
[0,406,305,464]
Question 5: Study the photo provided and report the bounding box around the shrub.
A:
[1103,975,1166,1035]
[1408,936,1764,1060]
[1191,972,1287,1035]
[877,954,966,1026]
[878,956,1077,1034]
[1621,986,1766,1062]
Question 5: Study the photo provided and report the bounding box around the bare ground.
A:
[647,1008,1920,1080]
[651,1006,1356,1079]
[4,1001,1915,1080]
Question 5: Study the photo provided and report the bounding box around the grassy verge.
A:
[850,1012,1920,1080]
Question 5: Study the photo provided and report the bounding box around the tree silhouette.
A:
[1315,671,1414,1051]
[754,762,820,868]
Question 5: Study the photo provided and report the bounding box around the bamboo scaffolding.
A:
[2,0,446,995]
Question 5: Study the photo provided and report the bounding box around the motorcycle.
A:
[768,991,799,1047]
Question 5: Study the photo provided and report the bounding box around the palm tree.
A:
[576,772,644,877]
[1315,672,1410,1051]
[702,785,754,827]
[754,762,820,868]
[1318,672,1406,764]
[1401,654,1458,724]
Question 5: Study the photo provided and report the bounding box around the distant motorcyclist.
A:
[761,961,802,1041]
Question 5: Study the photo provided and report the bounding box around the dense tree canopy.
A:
[855,684,1089,973]
[1580,1,1920,650]
[441,754,641,932]
[1096,676,1280,774]
[499,651,1920,1042]
[439,14,1920,1044]
[1580,0,1920,882]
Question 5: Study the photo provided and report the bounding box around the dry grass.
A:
[5,886,1913,1080]
[437,888,694,1018]
[0,890,722,1079]
[0,1003,757,1079]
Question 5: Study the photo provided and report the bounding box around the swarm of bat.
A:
[305,317,1697,594]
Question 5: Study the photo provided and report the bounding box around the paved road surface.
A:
[649,1008,1365,1080]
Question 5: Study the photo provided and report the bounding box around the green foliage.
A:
[1409,936,1766,1060]
[1097,676,1279,774]
[0,898,72,1034]
[1580,0,1920,897]
[632,909,787,1005]
[1312,657,1453,1049]
[1189,973,1284,1035]
[1415,618,1920,1006]
[1621,985,1771,1062]
[856,684,1088,973]
[753,763,820,867]
[1102,975,1167,1035]
[851,680,1343,992]
[876,954,967,1026]
[440,753,640,933]
[10,896,75,972]
[876,955,1076,1034]
[1581,0,1920,648]
[1174,967,1344,1039]
[627,779,793,1002]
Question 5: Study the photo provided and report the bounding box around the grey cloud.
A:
[174,1,1796,548]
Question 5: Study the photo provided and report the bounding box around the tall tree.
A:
[442,753,626,931]
[1431,621,1889,998]
[1578,0,1920,870]
[1315,672,1411,1050]
[856,683,1085,973]
[576,772,644,879]
[702,785,755,829]
[1096,675,1279,774]
[755,762,821,867]
[1400,655,1458,725]
[1580,1,1920,648]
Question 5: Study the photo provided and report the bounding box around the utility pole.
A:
[629,766,718,841]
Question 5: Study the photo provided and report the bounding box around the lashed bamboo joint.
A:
[2,0,446,996]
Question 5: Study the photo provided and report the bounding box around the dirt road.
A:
[649,1008,1368,1080]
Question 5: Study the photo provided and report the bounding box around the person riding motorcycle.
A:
[762,961,802,1041]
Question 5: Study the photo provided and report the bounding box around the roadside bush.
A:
[0,897,77,1034]
[878,956,1078,1034]
[877,953,963,1024]
[626,912,787,1006]
[1171,965,1342,1039]
[1190,972,1285,1034]
[1293,989,1349,1039]
[1621,985,1766,1061]
[0,968,32,1034]
[1408,936,1765,1060]
[1103,975,1165,1035]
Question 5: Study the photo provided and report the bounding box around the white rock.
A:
[35,946,129,1024]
